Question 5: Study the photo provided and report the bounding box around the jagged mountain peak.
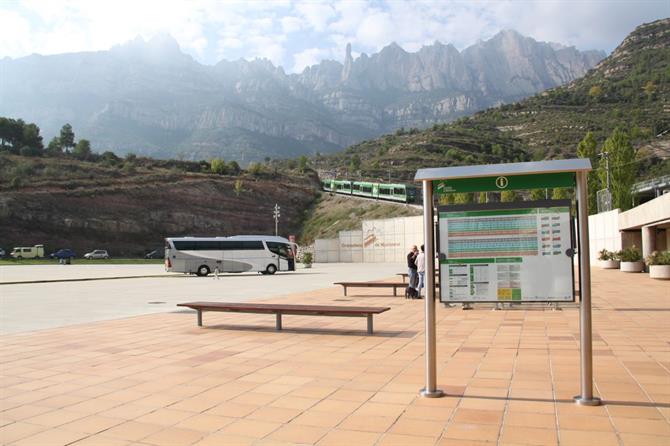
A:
[110,33,192,64]
[0,28,607,163]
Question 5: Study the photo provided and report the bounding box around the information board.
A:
[438,200,574,303]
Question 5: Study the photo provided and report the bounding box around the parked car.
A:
[11,245,45,259]
[50,249,76,260]
[84,249,110,260]
[0,248,5,257]
[144,249,164,259]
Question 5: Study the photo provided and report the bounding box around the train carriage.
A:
[322,179,417,203]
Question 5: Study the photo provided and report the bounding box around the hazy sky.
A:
[1,0,667,72]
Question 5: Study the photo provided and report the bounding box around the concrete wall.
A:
[315,215,423,263]
[588,209,621,264]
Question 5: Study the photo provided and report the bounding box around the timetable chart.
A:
[438,204,574,303]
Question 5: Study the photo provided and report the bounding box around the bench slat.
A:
[177,302,390,334]
[177,302,390,315]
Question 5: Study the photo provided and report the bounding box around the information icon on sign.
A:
[495,176,508,189]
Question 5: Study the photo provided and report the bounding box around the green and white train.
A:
[321,179,418,203]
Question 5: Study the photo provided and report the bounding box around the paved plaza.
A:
[0,266,668,445]
[0,263,403,335]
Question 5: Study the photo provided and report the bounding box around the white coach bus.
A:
[165,235,297,276]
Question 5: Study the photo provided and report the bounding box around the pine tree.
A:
[599,128,636,211]
[576,132,599,214]
[501,190,517,202]
[530,188,546,200]
[60,124,75,154]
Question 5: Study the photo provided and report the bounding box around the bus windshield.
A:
[266,242,292,259]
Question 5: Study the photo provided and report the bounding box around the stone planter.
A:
[600,260,620,269]
[649,265,670,280]
[303,264,312,269]
[621,261,644,273]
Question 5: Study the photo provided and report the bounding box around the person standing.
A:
[416,244,426,298]
[407,245,418,290]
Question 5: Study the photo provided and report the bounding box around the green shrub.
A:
[598,249,617,261]
[617,246,642,262]
[645,250,670,266]
[301,252,313,265]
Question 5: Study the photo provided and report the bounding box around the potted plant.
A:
[301,252,313,269]
[645,251,670,280]
[617,246,644,273]
[598,249,620,269]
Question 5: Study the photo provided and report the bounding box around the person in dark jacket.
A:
[407,245,418,290]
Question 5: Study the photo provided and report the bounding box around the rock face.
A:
[0,174,318,257]
[0,32,604,162]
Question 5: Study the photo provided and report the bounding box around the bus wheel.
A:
[196,265,210,277]
[266,264,277,275]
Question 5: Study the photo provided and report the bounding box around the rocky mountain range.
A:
[0,31,604,163]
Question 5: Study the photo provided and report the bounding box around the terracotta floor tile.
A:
[619,432,670,446]
[317,428,380,446]
[453,409,503,425]
[606,405,665,419]
[310,399,362,414]
[268,395,319,410]
[390,417,445,437]
[59,414,125,434]
[21,410,87,428]
[220,419,282,439]
[354,402,406,418]
[103,421,164,441]
[329,389,375,402]
[443,423,500,442]
[500,426,558,445]
[193,432,255,446]
[98,403,155,420]
[290,410,348,428]
[142,427,204,446]
[504,412,556,429]
[68,434,130,445]
[370,391,417,405]
[377,432,438,446]
[9,427,89,446]
[204,402,259,418]
[612,416,670,435]
[175,414,236,432]
[1,405,53,421]
[267,424,328,444]
[558,429,620,446]
[0,421,48,443]
[404,404,455,422]
[339,414,397,433]
[289,386,336,399]
[247,406,301,423]
[135,408,194,427]
[435,438,496,446]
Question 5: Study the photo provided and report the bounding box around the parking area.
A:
[0,263,403,335]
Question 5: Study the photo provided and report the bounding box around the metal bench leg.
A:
[197,310,202,327]
[276,313,282,331]
[367,315,373,334]
[343,286,347,296]
[393,286,397,297]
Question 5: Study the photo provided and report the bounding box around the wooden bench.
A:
[177,302,390,334]
[397,271,439,283]
[333,282,408,296]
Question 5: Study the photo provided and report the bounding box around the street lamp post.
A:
[273,204,281,236]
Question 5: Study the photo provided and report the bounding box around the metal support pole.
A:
[276,313,282,331]
[367,315,373,334]
[420,180,444,398]
[197,310,202,327]
[574,171,601,406]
